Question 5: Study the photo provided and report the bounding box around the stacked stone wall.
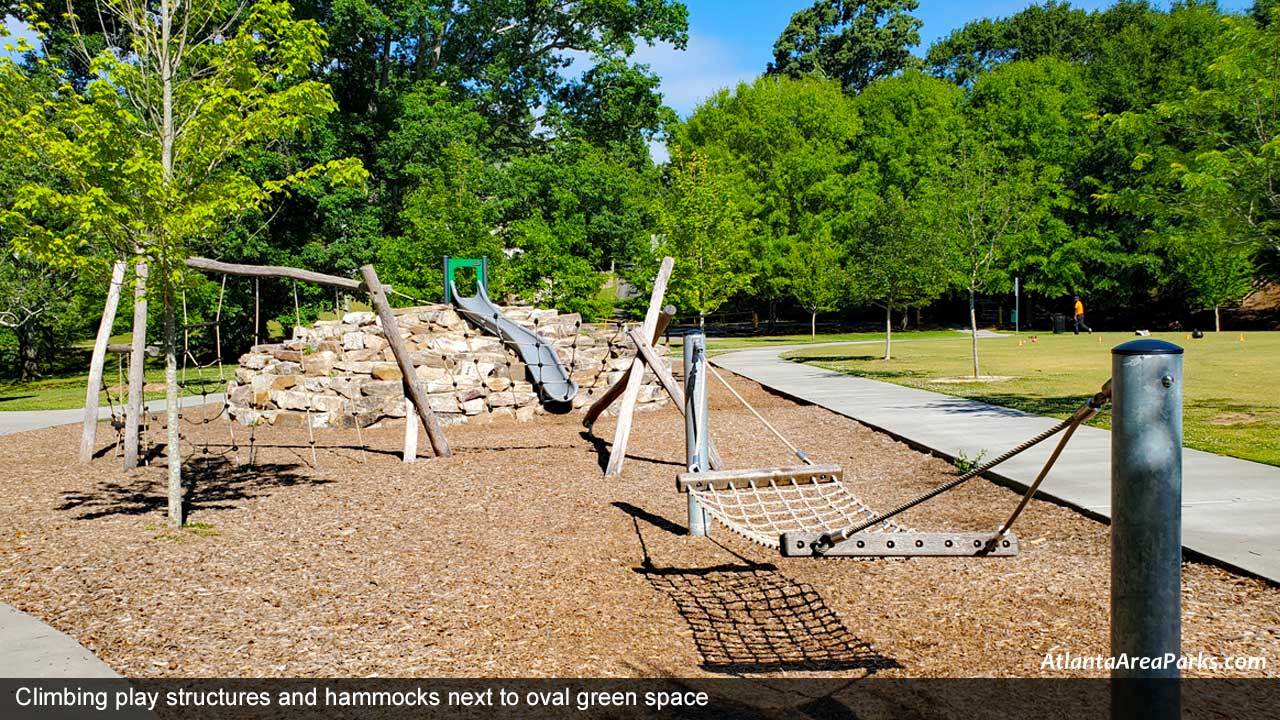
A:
[227,303,669,428]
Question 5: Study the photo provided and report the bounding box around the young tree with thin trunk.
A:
[1173,225,1254,333]
[848,187,950,359]
[785,223,847,337]
[659,151,755,328]
[934,142,1037,378]
[1,0,365,526]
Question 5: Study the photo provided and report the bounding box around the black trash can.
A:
[1052,313,1066,334]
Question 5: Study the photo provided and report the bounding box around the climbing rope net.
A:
[682,360,1113,558]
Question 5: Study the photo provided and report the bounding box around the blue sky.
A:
[636,0,1256,119]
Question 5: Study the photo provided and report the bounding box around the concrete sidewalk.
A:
[1,395,222,677]
[0,395,225,437]
[713,343,1280,584]
[0,605,119,678]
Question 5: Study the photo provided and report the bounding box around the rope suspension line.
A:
[707,363,811,465]
[811,381,1112,553]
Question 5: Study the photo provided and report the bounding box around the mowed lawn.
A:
[0,366,233,412]
[783,331,1280,467]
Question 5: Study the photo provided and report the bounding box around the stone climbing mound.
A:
[227,304,669,428]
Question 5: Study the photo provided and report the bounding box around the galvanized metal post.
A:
[683,332,710,537]
[1111,339,1183,720]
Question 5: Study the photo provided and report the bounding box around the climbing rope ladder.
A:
[677,347,1113,559]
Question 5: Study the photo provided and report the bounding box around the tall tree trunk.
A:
[161,0,182,527]
[811,311,817,338]
[80,259,127,462]
[699,313,705,330]
[15,325,37,381]
[124,258,148,469]
[884,304,892,360]
[164,280,182,528]
[970,288,980,379]
[1214,305,1221,333]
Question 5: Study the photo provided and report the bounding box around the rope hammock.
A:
[681,361,1112,558]
[682,465,905,550]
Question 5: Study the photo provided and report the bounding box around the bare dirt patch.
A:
[1,372,1277,678]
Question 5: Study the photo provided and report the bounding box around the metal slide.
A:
[450,281,578,404]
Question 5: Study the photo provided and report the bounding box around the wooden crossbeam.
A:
[779,531,1019,558]
[603,257,674,477]
[582,307,675,427]
[677,464,842,492]
[627,328,724,472]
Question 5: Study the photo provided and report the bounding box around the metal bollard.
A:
[1111,339,1183,719]
[683,332,711,537]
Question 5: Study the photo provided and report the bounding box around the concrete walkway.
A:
[713,343,1280,584]
[0,394,225,437]
[0,605,119,678]
[0,394,223,677]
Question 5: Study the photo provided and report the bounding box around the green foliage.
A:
[673,75,863,311]
[784,222,848,335]
[658,152,756,323]
[769,0,922,93]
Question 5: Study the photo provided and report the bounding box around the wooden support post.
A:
[583,305,675,428]
[123,258,148,469]
[80,260,127,462]
[403,414,418,463]
[604,257,674,477]
[360,264,451,458]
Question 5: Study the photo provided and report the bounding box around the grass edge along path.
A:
[779,331,1280,468]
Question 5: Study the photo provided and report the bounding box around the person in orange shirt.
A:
[1073,295,1092,334]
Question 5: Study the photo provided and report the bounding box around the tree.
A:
[849,188,950,359]
[0,253,79,379]
[934,142,1039,378]
[1146,8,1280,257]
[672,75,863,326]
[769,0,922,93]
[658,152,755,327]
[1172,225,1255,333]
[785,223,847,337]
[924,1,1092,86]
[0,0,365,526]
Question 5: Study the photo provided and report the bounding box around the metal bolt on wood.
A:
[1111,338,1183,720]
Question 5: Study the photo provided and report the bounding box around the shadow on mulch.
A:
[580,431,684,474]
[58,456,330,520]
[617,502,899,676]
[640,563,899,675]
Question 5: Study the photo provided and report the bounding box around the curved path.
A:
[713,342,1280,584]
[0,395,221,677]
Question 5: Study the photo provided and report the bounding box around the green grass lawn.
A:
[780,330,1280,467]
[0,364,235,412]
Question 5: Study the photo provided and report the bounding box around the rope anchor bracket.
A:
[780,531,1020,558]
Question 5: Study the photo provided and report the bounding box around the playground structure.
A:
[444,256,579,404]
[61,253,1206,705]
[80,254,671,471]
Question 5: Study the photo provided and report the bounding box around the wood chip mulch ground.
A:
[1,371,1277,678]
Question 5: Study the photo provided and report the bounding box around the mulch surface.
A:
[1,372,1276,678]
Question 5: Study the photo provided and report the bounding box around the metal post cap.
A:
[1111,339,1184,356]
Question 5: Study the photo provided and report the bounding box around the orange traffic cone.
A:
[1239,333,1246,342]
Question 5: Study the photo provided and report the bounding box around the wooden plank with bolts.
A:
[627,327,723,471]
[677,464,842,492]
[360,264,451,458]
[80,259,127,462]
[582,306,675,427]
[779,532,1020,558]
[604,258,674,476]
